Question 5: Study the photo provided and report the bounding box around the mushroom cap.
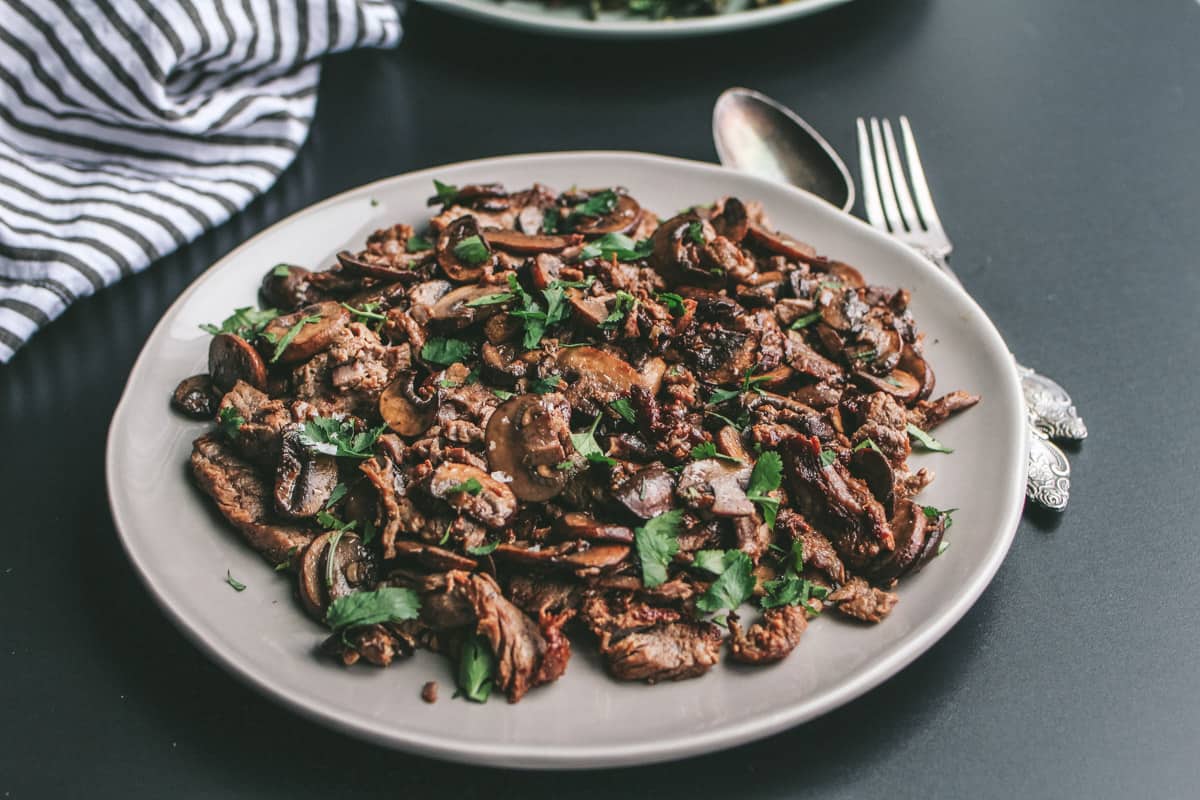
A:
[208,333,267,393]
[274,423,339,519]
[484,393,574,502]
[259,301,349,365]
[379,373,436,437]
[436,215,492,282]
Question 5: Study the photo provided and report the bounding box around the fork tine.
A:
[898,116,944,233]
[882,120,922,232]
[856,118,886,229]
[870,118,905,233]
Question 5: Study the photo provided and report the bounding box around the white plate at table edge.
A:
[107,150,1026,770]
[421,0,855,39]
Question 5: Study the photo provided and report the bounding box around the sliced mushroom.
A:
[274,423,339,518]
[485,393,574,502]
[408,279,453,309]
[555,346,651,406]
[298,532,334,620]
[172,374,220,418]
[676,459,755,517]
[871,499,928,584]
[572,192,641,235]
[611,464,676,520]
[208,333,267,392]
[429,283,508,330]
[428,182,508,209]
[427,461,517,529]
[817,287,869,333]
[714,426,750,463]
[324,533,380,604]
[898,345,936,401]
[481,228,581,254]
[567,289,610,330]
[336,250,427,281]
[391,539,478,571]
[260,264,324,310]
[259,301,349,365]
[745,223,819,263]
[651,213,724,289]
[852,369,922,404]
[493,541,631,572]
[825,261,866,289]
[480,342,527,386]
[436,216,492,282]
[379,372,436,437]
[554,512,635,543]
[848,446,895,513]
[712,197,749,242]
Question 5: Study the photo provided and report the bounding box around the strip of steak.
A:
[728,604,808,665]
[828,576,898,623]
[190,435,315,565]
[603,621,722,683]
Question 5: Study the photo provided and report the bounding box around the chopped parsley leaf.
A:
[687,220,705,245]
[572,189,618,218]
[266,314,321,363]
[453,235,490,266]
[200,306,279,340]
[790,310,822,329]
[634,509,682,588]
[446,478,483,496]
[695,550,754,613]
[406,233,433,253]
[656,291,686,316]
[218,406,244,439]
[819,449,838,468]
[457,633,494,703]
[299,416,386,459]
[272,264,292,277]
[224,570,246,592]
[421,337,473,366]
[340,301,387,323]
[853,438,883,454]
[466,541,499,556]
[529,375,562,394]
[601,290,638,328]
[491,388,515,400]
[689,441,742,464]
[907,423,953,453]
[746,451,783,528]
[433,179,458,205]
[609,397,637,424]
[577,232,652,262]
[326,587,420,632]
[570,414,616,466]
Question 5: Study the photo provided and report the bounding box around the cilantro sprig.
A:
[695,550,754,613]
[746,451,782,528]
[200,306,279,340]
[265,314,321,363]
[570,414,616,466]
[299,417,386,459]
[907,423,953,453]
[325,587,421,632]
[689,441,742,465]
[634,509,682,588]
[457,634,495,703]
[577,233,653,262]
[421,337,474,366]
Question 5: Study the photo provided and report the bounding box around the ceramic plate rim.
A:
[422,0,856,39]
[107,150,1026,769]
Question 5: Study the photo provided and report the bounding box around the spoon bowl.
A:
[713,87,855,213]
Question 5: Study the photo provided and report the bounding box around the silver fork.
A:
[856,117,1085,511]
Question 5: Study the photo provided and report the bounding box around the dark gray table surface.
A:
[3,0,1198,796]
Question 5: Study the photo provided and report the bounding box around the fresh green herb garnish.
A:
[218,406,244,439]
[656,292,686,316]
[457,634,495,703]
[299,417,386,459]
[453,235,490,266]
[406,233,433,252]
[446,478,483,496]
[572,189,618,218]
[634,509,683,588]
[937,540,950,555]
[790,311,822,330]
[819,449,838,468]
[705,410,745,432]
[542,208,561,234]
[577,232,653,262]
[708,367,770,406]
[360,519,377,547]
[224,570,246,592]
[266,314,321,363]
[695,550,755,613]
[907,423,953,453]
[326,587,420,632]
[609,397,637,424]
[491,388,515,400]
[746,451,783,528]
[438,523,452,546]
[922,505,957,531]
[503,274,576,350]
[761,574,827,612]
[687,221,705,246]
[272,264,292,277]
[325,527,348,588]
[692,549,735,575]
[570,414,616,466]
[325,483,348,510]
[529,375,562,394]
[340,301,387,324]
[601,290,638,328]
[421,337,474,366]
[853,438,883,454]
[689,441,742,464]
[200,306,279,340]
[433,179,458,205]
[466,541,499,556]
[465,290,516,307]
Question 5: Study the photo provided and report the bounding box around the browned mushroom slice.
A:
[436,216,492,282]
[208,333,267,392]
[480,342,527,386]
[745,223,819,263]
[391,540,478,572]
[428,182,508,209]
[817,287,869,333]
[871,499,929,584]
[611,463,676,520]
[427,461,517,529]
[852,369,922,404]
[336,250,426,281]
[260,301,349,365]
[493,541,631,572]
[481,228,582,254]
[848,446,895,513]
[260,264,324,310]
[484,393,574,502]
[677,459,755,517]
[379,372,436,437]
[297,532,334,620]
[429,283,509,330]
[711,197,749,242]
[274,423,339,519]
[554,512,635,544]
[714,426,750,463]
[323,532,380,605]
[572,193,642,235]
[408,279,453,309]
[172,374,219,418]
[651,213,724,289]
[825,261,866,289]
[567,289,610,330]
[898,345,936,401]
[555,346,646,405]
[483,313,522,345]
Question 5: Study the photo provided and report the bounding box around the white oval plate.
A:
[107,151,1025,769]
[422,0,855,39]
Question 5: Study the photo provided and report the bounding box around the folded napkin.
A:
[0,0,402,363]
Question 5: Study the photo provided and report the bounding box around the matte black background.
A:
[2,0,1198,796]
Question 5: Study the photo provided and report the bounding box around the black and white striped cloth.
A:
[0,0,402,363]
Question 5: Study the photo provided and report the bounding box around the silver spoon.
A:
[712,87,855,213]
[712,88,1082,511]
